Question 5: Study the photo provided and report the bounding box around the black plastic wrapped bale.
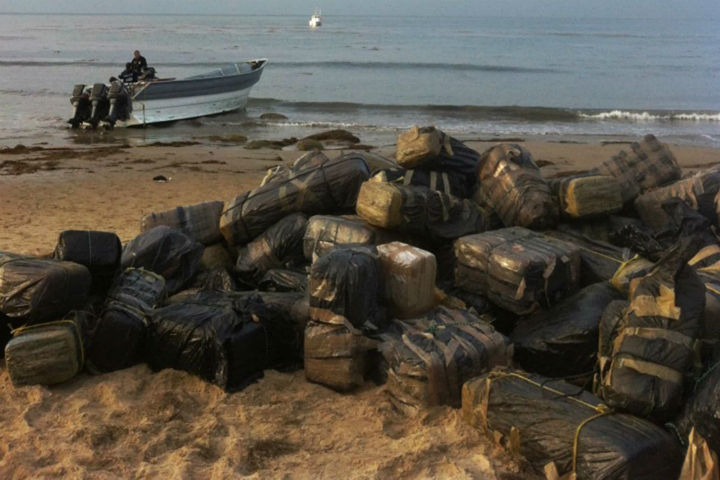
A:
[676,363,720,457]
[372,167,473,199]
[235,213,307,284]
[635,167,720,233]
[462,369,683,480]
[121,225,204,294]
[657,198,719,247]
[356,181,493,242]
[394,126,480,185]
[591,134,681,204]
[544,228,641,286]
[595,239,706,421]
[0,313,10,357]
[309,246,382,330]
[454,227,581,315]
[257,269,307,292]
[511,283,624,378]
[220,154,370,245]
[597,300,630,370]
[549,174,623,219]
[304,321,376,391]
[303,215,393,263]
[379,307,512,415]
[608,215,667,261]
[689,244,720,361]
[199,243,235,271]
[4,314,87,386]
[53,230,121,287]
[147,292,301,391]
[141,200,224,245]
[190,267,237,292]
[88,268,167,372]
[476,143,558,230]
[0,252,92,324]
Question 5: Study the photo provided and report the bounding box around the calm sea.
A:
[0,13,718,146]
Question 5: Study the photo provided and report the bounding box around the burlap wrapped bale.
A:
[221,154,370,245]
[0,252,92,324]
[235,213,307,284]
[121,226,204,295]
[303,215,388,262]
[462,369,683,480]
[591,134,681,204]
[89,268,167,372]
[476,143,558,229]
[356,182,493,241]
[511,283,624,377]
[5,313,87,386]
[141,200,224,245]
[454,227,581,315]
[379,307,512,415]
[595,239,706,421]
[53,230,121,285]
[376,242,437,319]
[635,166,720,232]
[550,175,623,219]
[304,321,376,391]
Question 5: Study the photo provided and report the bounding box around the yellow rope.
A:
[573,244,624,264]
[571,409,613,475]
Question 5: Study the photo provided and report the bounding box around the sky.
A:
[0,0,718,19]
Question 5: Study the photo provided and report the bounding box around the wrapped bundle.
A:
[4,313,86,386]
[591,134,681,203]
[676,364,720,457]
[53,230,122,283]
[304,321,376,391]
[121,226,204,294]
[379,307,512,414]
[356,182,493,241]
[635,166,720,232]
[462,369,683,480]
[689,244,720,359]
[372,167,473,198]
[303,215,390,262]
[511,283,624,377]
[476,143,558,229]
[454,228,581,315]
[309,246,383,330]
[140,200,224,245]
[148,292,300,391]
[550,175,623,218]
[220,154,370,245]
[609,256,655,294]
[595,239,706,421]
[376,242,437,319]
[260,151,330,187]
[0,313,9,357]
[0,252,91,323]
[89,268,167,372]
[257,269,307,292]
[191,267,236,292]
[198,243,234,271]
[394,126,480,183]
[235,213,307,283]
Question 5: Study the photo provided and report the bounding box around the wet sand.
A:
[1,136,720,478]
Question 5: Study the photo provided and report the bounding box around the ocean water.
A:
[0,13,718,146]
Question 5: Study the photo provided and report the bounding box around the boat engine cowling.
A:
[105,81,132,126]
[68,84,91,128]
[88,83,110,128]
[70,84,86,105]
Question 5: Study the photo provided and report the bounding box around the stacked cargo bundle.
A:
[549,174,623,219]
[303,215,395,262]
[141,200,225,245]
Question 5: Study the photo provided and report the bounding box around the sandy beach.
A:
[2,135,720,479]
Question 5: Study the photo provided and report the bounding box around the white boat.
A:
[68,59,267,128]
[309,9,322,28]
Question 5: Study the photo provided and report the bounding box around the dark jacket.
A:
[130,55,147,72]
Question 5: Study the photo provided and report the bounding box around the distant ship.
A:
[309,9,322,28]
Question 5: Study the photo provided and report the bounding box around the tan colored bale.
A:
[141,201,224,245]
[377,242,437,318]
[355,181,403,228]
[559,175,623,218]
[395,126,444,168]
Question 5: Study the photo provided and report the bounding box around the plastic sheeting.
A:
[0,251,92,324]
[141,200,225,245]
[379,307,512,414]
[462,368,683,480]
[476,143,558,229]
[591,134,681,203]
[235,213,307,284]
[511,283,624,377]
[454,227,581,315]
[257,269,307,293]
[677,363,720,458]
[121,225,204,295]
[220,154,370,245]
[309,246,383,330]
[53,230,121,283]
[147,292,301,391]
[372,167,473,199]
[303,215,389,262]
[376,242,437,319]
[88,268,167,372]
[595,238,706,421]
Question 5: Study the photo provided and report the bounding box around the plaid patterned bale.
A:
[141,201,225,245]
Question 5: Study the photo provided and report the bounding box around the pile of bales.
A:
[2,126,719,479]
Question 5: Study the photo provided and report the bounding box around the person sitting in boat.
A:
[130,50,147,74]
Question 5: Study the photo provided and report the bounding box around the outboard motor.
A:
[68,84,91,129]
[138,67,156,81]
[88,83,110,128]
[105,80,132,128]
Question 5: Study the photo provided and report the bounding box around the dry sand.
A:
[1,137,720,479]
